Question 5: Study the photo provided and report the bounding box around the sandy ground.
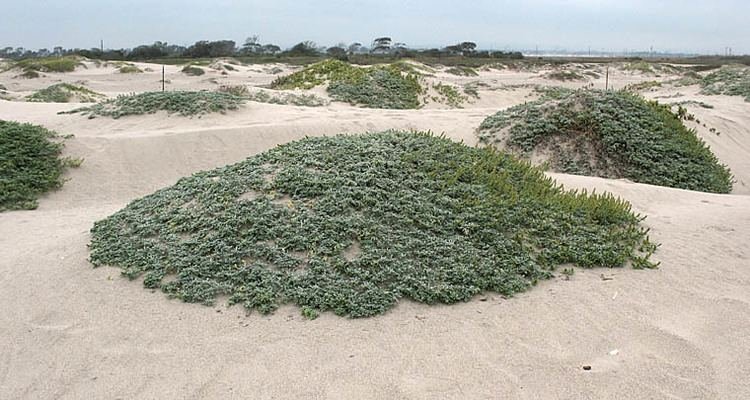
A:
[1,61,749,399]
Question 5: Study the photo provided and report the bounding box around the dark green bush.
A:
[89,131,657,318]
[181,65,205,76]
[0,121,80,211]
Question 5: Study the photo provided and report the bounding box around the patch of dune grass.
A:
[478,89,733,193]
[89,131,657,318]
[217,85,329,107]
[26,83,104,103]
[12,57,81,73]
[544,70,586,81]
[61,91,245,119]
[0,120,81,211]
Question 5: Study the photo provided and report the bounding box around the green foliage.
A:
[445,66,478,76]
[217,85,329,107]
[181,65,205,76]
[89,131,657,318]
[478,89,733,193]
[12,56,81,73]
[699,65,750,101]
[26,83,103,103]
[0,120,80,211]
[624,81,662,92]
[118,64,143,74]
[622,61,654,74]
[61,91,245,119]
[432,83,467,108]
[271,60,422,109]
[544,70,586,81]
[18,70,40,79]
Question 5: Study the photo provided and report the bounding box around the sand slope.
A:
[1,63,749,399]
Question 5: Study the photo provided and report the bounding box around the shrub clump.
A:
[181,65,205,76]
[89,131,657,318]
[0,120,81,211]
[61,91,245,119]
[26,83,104,103]
[271,60,422,109]
[478,89,733,193]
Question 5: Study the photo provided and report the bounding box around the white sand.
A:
[1,62,749,399]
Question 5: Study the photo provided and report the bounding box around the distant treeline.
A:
[0,37,523,61]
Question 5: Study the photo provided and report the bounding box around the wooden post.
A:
[162,65,165,92]
[605,65,609,91]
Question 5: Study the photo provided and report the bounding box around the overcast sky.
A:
[2,0,748,54]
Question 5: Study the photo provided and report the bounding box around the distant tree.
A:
[286,41,320,56]
[185,40,236,58]
[326,46,347,60]
[347,42,363,54]
[260,44,281,55]
[241,36,262,55]
[371,37,392,54]
[392,42,408,57]
[459,41,477,55]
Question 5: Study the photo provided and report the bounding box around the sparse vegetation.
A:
[445,66,478,76]
[217,85,329,107]
[432,83,467,107]
[89,131,657,318]
[0,121,81,211]
[478,89,733,193]
[624,81,662,92]
[61,91,245,119]
[118,64,143,74]
[181,65,205,76]
[699,65,750,101]
[26,83,104,103]
[544,70,586,81]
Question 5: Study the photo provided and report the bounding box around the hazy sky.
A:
[2,0,748,54]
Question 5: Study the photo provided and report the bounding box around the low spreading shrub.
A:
[89,131,657,318]
[61,91,245,119]
[478,89,733,193]
[0,121,81,211]
[26,83,103,103]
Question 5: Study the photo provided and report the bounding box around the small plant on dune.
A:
[543,70,586,81]
[478,89,733,193]
[622,61,654,74]
[181,65,206,76]
[445,66,478,77]
[432,83,468,108]
[271,59,422,109]
[624,81,662,92]
[26,83,104,103]
[217,85,329,107]
[88,131,657,318]
[0,120,81,211]
[61,91,245,119]
[18,70,40,79]
[118,64,143,74]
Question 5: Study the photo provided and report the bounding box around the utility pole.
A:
[100,39,103,53]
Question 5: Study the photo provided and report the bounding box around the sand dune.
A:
[1,62,749,399]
